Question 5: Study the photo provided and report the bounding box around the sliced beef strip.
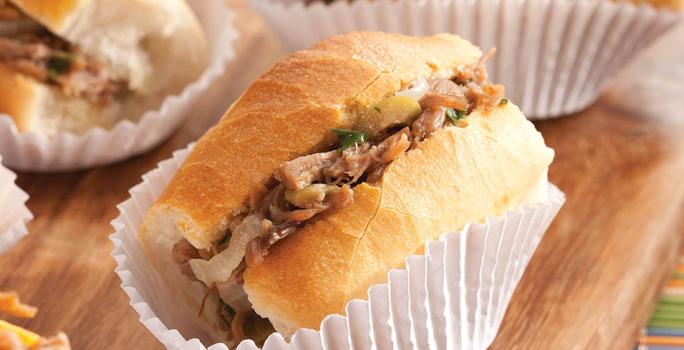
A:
[463,81,505,112]
[172,239,202,280]
[419,79,469,111]
[453,48,495,86]
[0,35,46,55]
[275,150,339,190]
[244,221,298,267]
[0,0,22,21]
[245,184,354,267]
[411,107,446,147]
[452,49,505,111]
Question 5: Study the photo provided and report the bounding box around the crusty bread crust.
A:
[9,0,82,33]
[243,103,553,334]
[147,32,483,251]
[0,65,39,131]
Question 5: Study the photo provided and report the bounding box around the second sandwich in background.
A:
[139,32,554,346]
[0,0,208,136]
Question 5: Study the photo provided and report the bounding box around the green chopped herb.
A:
[219,300,236,321]
[374,106,382,113]
[499,98,509,106]
[445,108,467,123]
[46,53,74,78]
[331,128,367,151]
[219,233,232,245]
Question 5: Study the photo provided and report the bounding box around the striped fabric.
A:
[636,256,684,350]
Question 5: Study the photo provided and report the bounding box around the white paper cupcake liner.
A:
[250,0,682,120]
[110,144,565,350]
[0,0,238,172]
[605,23,684,117]
[0,156,32,255]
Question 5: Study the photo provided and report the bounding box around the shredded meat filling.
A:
[172,239,202,280]
[0,1,22,21]
[419,79,469,111]
[0,5,127,103]
[411,107,446,147]
[274,150,339,190]
[322,128,412,185]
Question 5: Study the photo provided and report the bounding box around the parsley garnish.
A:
[331,128,367,151]
[499,98,509,106]
[445,108,467,123]
[46,53,74,78]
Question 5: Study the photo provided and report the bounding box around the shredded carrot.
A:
[0,292,37,318]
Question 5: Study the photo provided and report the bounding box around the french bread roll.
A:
[140,32,554,343]
[0,0,208,136]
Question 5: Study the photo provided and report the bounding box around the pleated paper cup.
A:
[605,22,684,117]
[250,0,682,119]
[0,0,238,172]
[0,156,32,255]
[110,144,565,350]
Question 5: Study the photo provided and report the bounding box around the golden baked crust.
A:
[9,0,82,32]
[0,64,38,132]
[243,103,553,332]
[149,32,483,250]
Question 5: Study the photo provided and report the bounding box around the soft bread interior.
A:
[243,102,553,335]
[2,0,208,135]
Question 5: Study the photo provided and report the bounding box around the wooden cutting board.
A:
[1,2,683,349]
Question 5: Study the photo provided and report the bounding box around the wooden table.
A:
[2,3,684,349]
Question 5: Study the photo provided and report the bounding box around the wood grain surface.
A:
[1,2,683,349]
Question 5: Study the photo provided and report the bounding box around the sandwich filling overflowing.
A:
[171,52,506,344]
[0,0,128,103]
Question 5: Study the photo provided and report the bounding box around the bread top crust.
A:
[151,32,483,249]
[9,0,83,33]
[0,65,39,131]
[243,102,554,334]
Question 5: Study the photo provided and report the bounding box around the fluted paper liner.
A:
[0,0,238,172]
[251,0,681,119]
[111,144,565,350]
[0,156,32,254]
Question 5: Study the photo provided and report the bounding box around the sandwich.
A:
[0,0,208,136]
[140,32,554,345]
[0,291,70,350]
